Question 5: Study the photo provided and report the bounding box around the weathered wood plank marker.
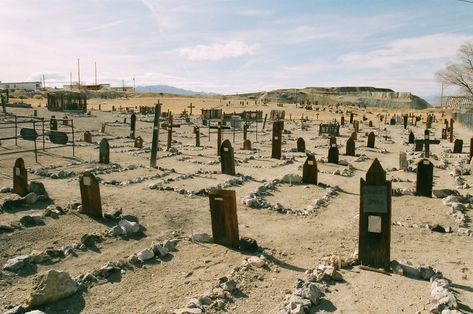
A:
[208,189,239,247]
[453,139,463,154]
[49,116,57,131]
[134,136,143,148]
[408,131,415,144]
[328,143,339,164]
[220,139,235,175]
[165,115,181,151]
[358,158,391,270]
[194,126,200,147]
[449,118,454,143]
[130,113,136,139]
[416,158,433,197]
[346,136,355,156]
[367,132,375,148]
[470,137,473,162]
[84,131,92,143]
[414,130,439,158]
[271,120,284,159]
[150,103,161,168]
[79,172,103,218]
[302,154,318,184]
[99,138,110,164]
[243,139,252,150]
[297,137,305,152]
[13,158,28,196]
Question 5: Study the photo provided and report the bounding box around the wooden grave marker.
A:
[470,137,473,162]
[208,189,239,247]
[99,138,110,164]
[79,172,103,218]
[403,115,408,129]
[416,158,433,197]
[84,131,92,143]
[50,116,58,131]
[329,136,337,146]
[194,126,200,147]
[367,132,375,148]
[341,116,345,125]
[328,144,339,164]
[243,123,249,141]
[302,154,318,184]
[297,137,305,152]
[134,136,143,148]
[271,120,284,159]
[13,158,28,196]
[350,113,354,124]
[243,139,252,150]
[358,158,391,270]
[351,131,357,141]
[63,116,69,126]
[449,118,454,143]
[414,130,439,158]
[220,139,236,176]
[399,152,408,171]
[453,139,463,154]
[150,103,161,168]
[130,113,136,139]
[346,136,356,156]
[408,131,415,144]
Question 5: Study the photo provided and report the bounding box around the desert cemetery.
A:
[0,89,470,314]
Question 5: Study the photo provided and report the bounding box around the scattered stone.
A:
[152,243,169,257]
[3,255,33,273]
[27,181,47,196]
[238,237,259,252]
[22,192,38,205]
[28,270,78,307]
[192,233,212,243]
[137,249,155,261]
[246,256,266,268]
[19,215,44,227]
[118,219,141,235]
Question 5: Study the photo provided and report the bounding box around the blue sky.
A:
[1,0,472,98]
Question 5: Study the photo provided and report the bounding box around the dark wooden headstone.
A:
[49,131,68,145]
[297,137,305,153]
[220,139,235,176]
[408,131,415,144]
[390,117,396,125]
[367,132,375,148]
[271,120,284,159]
[351,131,357,141]
[329,136,337,146]
[328,144,339,164]
[99,138,110,164]
[79,172,103,218]
[350,113,354,124]
[346,136,355,156]
[130,113,136,139]
[369,121,373,128]
[302,154,318,184]
[194,126,200,147]
[208,189,239,247]
[441,128,447,140]
[243,123,249,141]
[63,116,69,126]
[150,103,161,167]
[403,115,408,129]
[453,139,463,154]
[358,158,391,270]
[243,139,252,150]
[13,158,28,196]
[449,118,454,143]
[50,116,58,131]
[470,137,473,162]
[416,159,433,197]
[341,116,345,125]
[84,131,92,143]
[134,136,143,148]
[20,128,38,141]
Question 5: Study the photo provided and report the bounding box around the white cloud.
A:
[238,9,274,17]
[340,33,473,68]
[178,41,260,61]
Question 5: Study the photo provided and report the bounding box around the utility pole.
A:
[77,58,81,90]
[133,75,136,92]
[122,80,125,91]
[440,83,444,108]
[70,72,73,90]
[42,74,45,89]
[94,61,97,85]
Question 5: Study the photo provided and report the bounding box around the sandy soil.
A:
[0,96,472,314]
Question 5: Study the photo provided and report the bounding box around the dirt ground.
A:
[0,95,472,314]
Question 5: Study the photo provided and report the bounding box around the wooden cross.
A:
[187,103,195,115]
[414,130,439,158]
[165,115,181,151]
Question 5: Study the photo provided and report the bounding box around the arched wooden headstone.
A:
[367,132,375,148]
[297,137,305,153]
[271,120,283,159]
[329,136,337,146]
[408,131,415,144]
[243,139,252,150]
[84,131,92,143]
[130,113,136,139]
[346,136,355,156]
[302,154,318,184]
[13,158,28,196]
[243,123,249,141]
[328,144,339,164]
[359,158,391,270]
[453,139,463,154]
[416,158,433,197]
[209,189,239,247]
[79,172,103,218]
[99,138,110,164]
[368,121,373,128]
[351,131,357,141]
[349,113,354,124]
[101,123,106,133]
[341,116,345,125]
[220,139,235,176]
[403,115,408,129]
[134,136,143,148]
[50,116,58,131]
[399,152,408,171]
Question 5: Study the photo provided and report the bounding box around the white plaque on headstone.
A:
[15,168,21,176]
[368,215,382,233]
[215,197,223,201]
[83,177,91,186]
[223,147,229,152]
[308,161,314,165]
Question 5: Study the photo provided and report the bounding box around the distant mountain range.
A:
[135,84,218,96]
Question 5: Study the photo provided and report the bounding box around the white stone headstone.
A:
[399,152,408,171]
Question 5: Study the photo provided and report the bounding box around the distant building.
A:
[63,83,111,91]
[0,81,42,91]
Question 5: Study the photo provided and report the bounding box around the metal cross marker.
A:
[414,130,439,158]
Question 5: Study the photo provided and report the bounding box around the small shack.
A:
[47,92,87,113]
